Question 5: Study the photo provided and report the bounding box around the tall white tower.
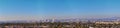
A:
[51,16,55,23]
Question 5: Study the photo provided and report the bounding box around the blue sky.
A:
[0,0,120,16]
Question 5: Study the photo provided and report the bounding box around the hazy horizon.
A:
[0,0,120,21]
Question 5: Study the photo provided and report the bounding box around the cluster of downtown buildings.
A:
[0,17,120,28]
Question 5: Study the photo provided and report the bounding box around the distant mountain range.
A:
[1,16,120,23]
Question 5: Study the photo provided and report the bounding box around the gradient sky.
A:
[0,0,120,16]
